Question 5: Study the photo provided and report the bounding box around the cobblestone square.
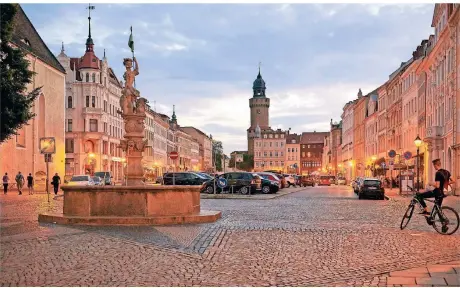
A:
[1,186,460,286]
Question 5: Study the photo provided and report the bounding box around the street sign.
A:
[39,137,56,154]
[217,178,228,188]
[169,151,178,160]
[403,151,412,160]
[388,150,396,158]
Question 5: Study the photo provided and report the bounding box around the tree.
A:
[212,140,224,172]
[0,4,41,143]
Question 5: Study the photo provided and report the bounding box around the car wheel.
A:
[206,186,214,194]
[358,193,364,199]
[239,186,249,195]
[262,185,270,194]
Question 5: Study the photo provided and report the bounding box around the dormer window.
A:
[292,140,296,144]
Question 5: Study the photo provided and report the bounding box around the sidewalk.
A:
[381,260,460,286]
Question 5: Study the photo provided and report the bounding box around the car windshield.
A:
[364,180,381,186]
[94,172,107,178]
[197,173,212,179]
[191,173,206,179]
[257,174,269,180]
[71,176,89,182]
[92,177,100,182]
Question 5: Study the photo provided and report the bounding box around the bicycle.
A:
[400,189,459,235]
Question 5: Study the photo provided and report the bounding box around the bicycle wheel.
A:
[400,204,415,230]
[432,206,460,235]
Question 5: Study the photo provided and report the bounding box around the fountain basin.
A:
[38,185,221,225]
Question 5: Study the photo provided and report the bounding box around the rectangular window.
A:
[67,119,73,132]
[86,96,90,107]
[92,96,96,108]
[90,119,98,132]
[104,100,107,112]
[65,138,74,153]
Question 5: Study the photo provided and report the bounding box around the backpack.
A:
[15,174,23,182]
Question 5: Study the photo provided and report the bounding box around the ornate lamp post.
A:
[414,135,422,192]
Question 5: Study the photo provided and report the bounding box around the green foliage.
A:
[212,140,223,172]
[0,4,41,143]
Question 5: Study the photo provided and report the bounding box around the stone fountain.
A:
[38,57,221,226]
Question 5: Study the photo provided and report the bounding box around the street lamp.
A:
[414,135,422,192]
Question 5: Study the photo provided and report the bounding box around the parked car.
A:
[275,173,287,189]
[194,172,213,180]
[155,176,163,184]
[201,172,262,195]
[67,175,94,186]
[283,174,297,187]
[318,175,331,186]
[94,171,113,185]
[301,175,315,187]
[358,178,385,200]
[163,172,208,185]
[92,176,104,186]
[257,172,281,187]
[255,173,279,194]
[336,177,346,185]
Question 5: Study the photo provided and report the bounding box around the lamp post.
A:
[414,135,422,192]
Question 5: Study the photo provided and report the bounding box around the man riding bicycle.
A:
[417,159,454,216]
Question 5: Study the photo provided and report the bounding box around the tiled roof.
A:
[300,132,328,144]
[181,126,210,138]
[286,133,301,143]
[11,5,65,74]
[108,67,122,88]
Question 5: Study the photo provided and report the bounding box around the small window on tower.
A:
[257,109,260,114]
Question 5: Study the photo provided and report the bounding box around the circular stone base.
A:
[38,210,221,226]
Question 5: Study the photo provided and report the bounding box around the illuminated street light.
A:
[89,153,95,158]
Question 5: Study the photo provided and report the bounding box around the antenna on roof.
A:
[154,100,156,112]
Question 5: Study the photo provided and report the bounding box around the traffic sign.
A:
[217,178,227,188]
[403,151,412,160]
[388,150,396,158]
[169,151,178,160]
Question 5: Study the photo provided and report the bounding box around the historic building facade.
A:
[57,13,126,181]
[353,90,368,177]
[340,100,356,180]
[180,126,213,172]
[0,5,66,190]
[300,132,328,175]
[285,134,301,174]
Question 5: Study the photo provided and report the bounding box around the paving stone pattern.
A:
[1,186,460,286]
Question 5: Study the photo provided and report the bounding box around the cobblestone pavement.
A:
[1,186,460,286]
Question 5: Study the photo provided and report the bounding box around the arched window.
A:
[86,73,89,82]
[92,73,96,83]
[67,96,73,108]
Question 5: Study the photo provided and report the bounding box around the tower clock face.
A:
[257,109,261,114]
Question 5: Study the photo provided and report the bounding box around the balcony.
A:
[83,107,103,115]
[425,126,443,140]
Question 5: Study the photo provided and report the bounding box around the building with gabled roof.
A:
[0,4,66,190]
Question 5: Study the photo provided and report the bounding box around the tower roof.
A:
[80,4,99,70]
[171,105,177,123]
[253,68,266,90]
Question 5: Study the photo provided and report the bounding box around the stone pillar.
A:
[123,113,146,186]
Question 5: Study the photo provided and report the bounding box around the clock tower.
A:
[247,66,270,155]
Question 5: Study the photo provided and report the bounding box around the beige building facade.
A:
[0,6,66,190]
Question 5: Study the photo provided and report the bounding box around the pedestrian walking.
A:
[52,173,61,195]
[3,173,9,194]
[15,171,24,195]
[27,173,34,195]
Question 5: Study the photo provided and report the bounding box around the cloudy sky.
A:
[23,3,434,155]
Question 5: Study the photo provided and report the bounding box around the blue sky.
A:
[23,3,434,155]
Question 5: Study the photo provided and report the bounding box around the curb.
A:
[200,187,307,200]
